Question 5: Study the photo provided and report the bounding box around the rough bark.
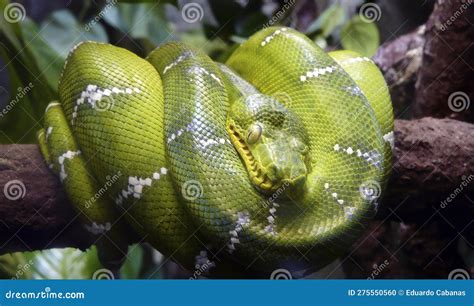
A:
[0,144,94,255]
[412,0,473,121]
[373,26,425,119]
[383,118,474,221]
[0,118,473,255]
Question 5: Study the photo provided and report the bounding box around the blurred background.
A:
[3,0,471,280]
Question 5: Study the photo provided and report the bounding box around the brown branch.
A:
[373,26,425,119]
[0,118,473,255]
[413,0,474,121]
[0,144,93,255]
[383,118,474,220]
[373,0,473,121]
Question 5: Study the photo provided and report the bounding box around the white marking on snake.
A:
[115,168,169,205]
[167,124,190,143]
[167,123,231,148]
[333,143,382,169]
[169,121,232,151]
[58,150,81,182]
[163,52,192,74]
[300,65,339,82]
[227,211,250,253]
[343,85,363,96]
[383,131,394,151]
[339,56,373,65]
[324,183,345,206]
[344,206,356,221]
[188,66,223,86]
[45,127,53,142]
[45,102,60,113]
[71,84,141,125]
[84,222,111,235]
[261,27,288,47]
[198,137,230,148]
[68,41,87,54]
[264,202,279,235]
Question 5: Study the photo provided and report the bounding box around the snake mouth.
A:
[227,123,274,191]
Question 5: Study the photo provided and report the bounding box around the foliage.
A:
[0,245,157,279]
[340,16,379,58]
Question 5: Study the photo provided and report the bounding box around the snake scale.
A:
[37,27,393,277]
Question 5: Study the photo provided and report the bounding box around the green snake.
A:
[37,27,393,277]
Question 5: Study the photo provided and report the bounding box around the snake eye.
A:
[247,124,262,144]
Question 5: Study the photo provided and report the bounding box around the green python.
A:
[37,27,394,277]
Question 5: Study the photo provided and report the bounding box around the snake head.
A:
[227,93,311,194]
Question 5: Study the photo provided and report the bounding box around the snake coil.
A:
[38,27,393,277]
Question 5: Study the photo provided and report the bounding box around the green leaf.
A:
[20,18,63,90]
[234,12,269,38]
[103,3,171,46]
[40,10,108,58]
[0,13,56,143]
[306,3,345,37]
[179,29,227,59]
[0,52,38,144]
[120,244,144,279]
[0,248,102,279]
[340,16,379,57]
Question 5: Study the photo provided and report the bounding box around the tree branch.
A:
[373,26,425,119]
[0,144,93,255]
[413,0,473,121]
[0,118,473,255]
[373,0,473,121]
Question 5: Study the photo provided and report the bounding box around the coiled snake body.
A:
[38,27,393,276]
